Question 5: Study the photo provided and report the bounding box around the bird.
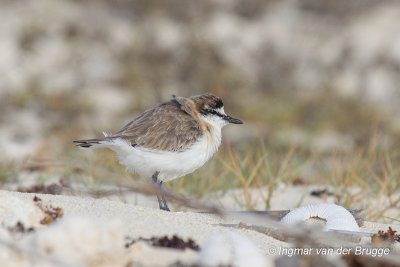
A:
[73,93,243,211]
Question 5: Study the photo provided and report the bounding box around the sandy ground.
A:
[0,188,399,267]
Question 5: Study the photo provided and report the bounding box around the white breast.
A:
[98,126,222,182]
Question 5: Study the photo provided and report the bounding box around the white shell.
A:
[199,232,267,267]
[280,203,359,232]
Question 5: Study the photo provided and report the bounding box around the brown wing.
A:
[111,101,203,151]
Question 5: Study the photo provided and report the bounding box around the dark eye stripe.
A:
[201,109,224,118]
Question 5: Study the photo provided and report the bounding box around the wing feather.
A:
[111,101,202,151]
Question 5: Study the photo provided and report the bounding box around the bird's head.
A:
[172,93,243,128]
[189,93,243,128]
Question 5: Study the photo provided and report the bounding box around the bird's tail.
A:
[73,137,115,148]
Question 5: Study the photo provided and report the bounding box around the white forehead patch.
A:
[215,107,226,115]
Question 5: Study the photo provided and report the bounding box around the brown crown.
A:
[190,93,224,111]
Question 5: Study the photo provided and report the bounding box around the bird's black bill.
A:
[225,115,243,124]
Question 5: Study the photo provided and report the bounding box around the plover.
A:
[73,93,243,211]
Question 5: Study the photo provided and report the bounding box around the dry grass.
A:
[56,138,400,222]
[1,135,399,222]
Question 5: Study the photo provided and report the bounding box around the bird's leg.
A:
[158,181,170,211]
[152,172,170,211]
[152,172,164,210]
